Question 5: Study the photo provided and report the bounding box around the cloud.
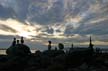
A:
[0,0,108,49]
[0,4,16,19]
[0,24,17,33]
[0,19,42,38]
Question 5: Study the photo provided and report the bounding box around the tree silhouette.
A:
[58,43,64,50]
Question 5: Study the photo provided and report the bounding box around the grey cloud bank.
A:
[0,0,108,50]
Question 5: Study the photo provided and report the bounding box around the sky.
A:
[0,0,108,50]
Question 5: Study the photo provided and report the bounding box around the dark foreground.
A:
[0,51,108,71]
[0,37,107,71]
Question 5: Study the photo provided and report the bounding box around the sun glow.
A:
[18,32,33,39]
[0,19,41,39]
[0,19,68,40]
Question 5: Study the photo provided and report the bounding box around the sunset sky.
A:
[0,0,108,50]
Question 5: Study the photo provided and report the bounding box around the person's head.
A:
[17,40,19,44]
[48,41,51,44]
[14,37,16,41]
[21,37,23,40]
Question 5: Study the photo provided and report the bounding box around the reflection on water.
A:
[0,50,6,55]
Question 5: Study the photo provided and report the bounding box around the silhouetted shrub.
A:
[6,44,31,57]
[58,43,64,50]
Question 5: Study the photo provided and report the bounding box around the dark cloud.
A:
[64,25,74,35]
[47,27,54,34]
[13,0,30,21]
[0,35,13,40]
[29,0,64,24]
[0,0,65,24]
[0,4,16,19]
[0,0,108,49]
[72,20,108,35]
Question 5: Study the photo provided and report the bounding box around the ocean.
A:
[0,50,6,55]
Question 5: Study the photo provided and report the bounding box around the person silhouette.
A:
[17,40,20,44]
[12,37,16,46]
[21,37,24,44]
